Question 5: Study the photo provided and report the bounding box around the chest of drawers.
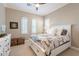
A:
[0,34,11,56]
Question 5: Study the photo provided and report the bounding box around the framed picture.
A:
[10,22,18,29]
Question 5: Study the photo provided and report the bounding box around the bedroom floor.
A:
[9,40,79,56]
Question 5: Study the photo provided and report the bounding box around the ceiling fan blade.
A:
[27,3,32,6]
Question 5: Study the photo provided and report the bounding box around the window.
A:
[21,17,28,34]
[32,19,37,33]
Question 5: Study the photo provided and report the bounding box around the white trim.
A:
[70,46,79,51]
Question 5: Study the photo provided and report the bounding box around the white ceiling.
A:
[4,3,68,16]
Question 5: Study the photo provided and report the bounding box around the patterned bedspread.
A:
[34,35,70,55]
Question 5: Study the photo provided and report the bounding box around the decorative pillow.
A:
[61,29,67,35]
[31,34,38,41]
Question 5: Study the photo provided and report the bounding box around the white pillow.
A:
[46,27,57,36]
[56,27,63,36]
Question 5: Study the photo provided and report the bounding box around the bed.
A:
[28,25,71,56]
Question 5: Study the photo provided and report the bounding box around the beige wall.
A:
[6,8,44,38]
[0,3,5,25]
[44,3,79,48]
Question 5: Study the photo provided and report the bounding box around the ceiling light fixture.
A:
[34,3,40,11]
[33,3,46,11]
[27,3,46,11]
[34,3,40,8]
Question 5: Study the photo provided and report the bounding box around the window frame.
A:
[31,19,37,34]
[21,17,28,34]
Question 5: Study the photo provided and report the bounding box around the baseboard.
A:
[70,46,79,51]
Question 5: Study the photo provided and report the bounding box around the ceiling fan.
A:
[27,3,46,11]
